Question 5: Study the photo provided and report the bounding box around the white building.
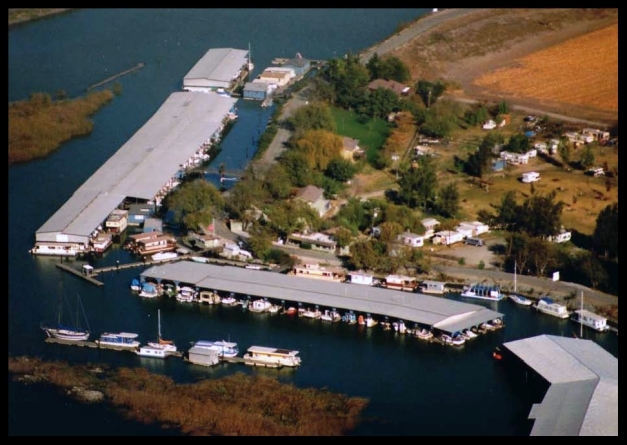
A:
[348,271,375,286]
[522,171,540,183]
[432,230,464,246]
[458,221,490,237]
[397,232,425,247]
[421,218,440,239]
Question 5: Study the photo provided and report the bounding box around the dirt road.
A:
[358,9,487,63]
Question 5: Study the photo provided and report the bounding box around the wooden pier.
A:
[87,62,145,91]
[55,263,104,286]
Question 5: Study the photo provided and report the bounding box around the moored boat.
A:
[460,283,505,302]
[96,332,140,349]
[192,340,239,357]
[533,297,570,319]
[41,291,90,342]
[136,310,178,359]
[243,346,301,368]
[416,328,434,340]
[509,294,533,306]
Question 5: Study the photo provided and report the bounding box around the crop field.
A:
[473,23,618,113]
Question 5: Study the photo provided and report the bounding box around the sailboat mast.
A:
[158,309,162,341]
[514,261,517,293]
[580,291,583,338]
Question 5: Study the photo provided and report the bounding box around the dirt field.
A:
[391,8,618,124]
[348,8,619,236]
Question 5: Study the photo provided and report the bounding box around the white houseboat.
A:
[572,309,610,332]
[290,263,346,282]
[533,297,570,319]
[460,283,505,302]
[192,340,239,357]
[420,280,447,294]
[243,346,301,368]
[95,332,140,350]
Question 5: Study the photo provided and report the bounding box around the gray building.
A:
[242,81,269,100]
[283,55,310,77]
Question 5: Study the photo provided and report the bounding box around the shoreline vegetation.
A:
[8,88,118,165]
[8,8,74,27]
[8,356,369,436]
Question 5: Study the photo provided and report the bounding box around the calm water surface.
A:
[9,9,617,436]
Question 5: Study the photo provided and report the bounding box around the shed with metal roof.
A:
[183,48,249,91]
[140,261,503,333]
[503,335,618,436]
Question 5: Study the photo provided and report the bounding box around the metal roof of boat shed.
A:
[183,48,248,89]
[504,335,618,436]
[35,92,236,242]
[141,261,503,332]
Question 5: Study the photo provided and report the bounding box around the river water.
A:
[8,9,618,436]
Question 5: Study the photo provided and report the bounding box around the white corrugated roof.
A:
[184,48,248,85]
[141,261,503,331]
[36,92,237,240]
[504,335,618,436]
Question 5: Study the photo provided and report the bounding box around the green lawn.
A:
[330,107,391,162]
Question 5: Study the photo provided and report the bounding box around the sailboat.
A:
[41,287,91,341]
[136,309,178,358]
[508,261,533,306]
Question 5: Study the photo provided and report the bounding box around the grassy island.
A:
[9,89,116,165]
[8,356,369,436]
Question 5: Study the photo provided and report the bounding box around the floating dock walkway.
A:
[87,62,145,91]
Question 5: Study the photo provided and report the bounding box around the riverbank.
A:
[8,8,74,27]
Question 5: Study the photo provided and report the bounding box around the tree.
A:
[287,101,336,137]
[558,141,571,167]
[164,179,225,232]
[435,182,460,218]
[495,190,519,231]
[293,129,344,172]
[518,190,564,238]
[263,164,293,200]
[592,202,618,259]
[577,251,608,289]
[348,240,380,271]
[325,158,357,183]
[579,144,595,170]
[506,133,530,153]
[366,87,400,119]
[378,221,404,243]
[398,155,438,209]
[526,236,556,277]
[415,80,446,108]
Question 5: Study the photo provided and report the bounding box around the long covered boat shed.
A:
[503,335,618,436]
[31,92,237,256]
[140,262,504,334]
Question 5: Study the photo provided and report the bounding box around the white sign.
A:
[552,271,560,282]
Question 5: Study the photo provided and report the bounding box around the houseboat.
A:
[90,232,113,255]
[290,263,346,282]
[95,332,140,350]
[192,340,239,357]
[381,274,418,292]
[533,297,570,319]
[572,309,610,332]
[460,283,505,302]
[243,346,301,368]
[420,280,447,294]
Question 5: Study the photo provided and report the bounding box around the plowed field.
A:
[473,23,617,113]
